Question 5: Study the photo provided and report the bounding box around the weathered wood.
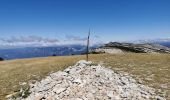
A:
[86,29,90,61]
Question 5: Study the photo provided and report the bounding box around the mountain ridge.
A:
[91,42,170,54]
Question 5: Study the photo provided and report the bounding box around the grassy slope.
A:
[0,54,170,100]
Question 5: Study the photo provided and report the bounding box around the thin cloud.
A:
[94,35,100,38]
[0,36,60,47]
[65,35,87,41]
[0,36,59,43]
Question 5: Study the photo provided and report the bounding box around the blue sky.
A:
[0,0,170,45]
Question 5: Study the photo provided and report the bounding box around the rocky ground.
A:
[91,48,124,54]
[91,42,170,54]
[12,60,165,100]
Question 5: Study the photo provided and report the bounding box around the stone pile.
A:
[18,60,163,100]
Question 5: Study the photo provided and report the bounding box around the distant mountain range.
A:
[159,42,170,48]
[0,39,170,60]
[132,38,170,48]
[0,45,98,60]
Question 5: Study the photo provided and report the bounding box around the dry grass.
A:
[0,53,170,99]
[98,53,170,99]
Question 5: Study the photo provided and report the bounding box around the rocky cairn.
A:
[16,60,163,100]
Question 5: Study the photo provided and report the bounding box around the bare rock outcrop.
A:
[91,42,170,54]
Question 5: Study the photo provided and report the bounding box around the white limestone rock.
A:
[13,60,164,100]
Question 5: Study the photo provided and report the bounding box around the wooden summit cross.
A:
[86,29,90,61]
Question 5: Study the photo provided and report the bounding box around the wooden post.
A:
[86,29,90,61]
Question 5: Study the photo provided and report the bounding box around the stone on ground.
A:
[13,60,164,100]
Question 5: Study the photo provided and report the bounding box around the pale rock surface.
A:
[93,48,123,54]
[13,60,164,100]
